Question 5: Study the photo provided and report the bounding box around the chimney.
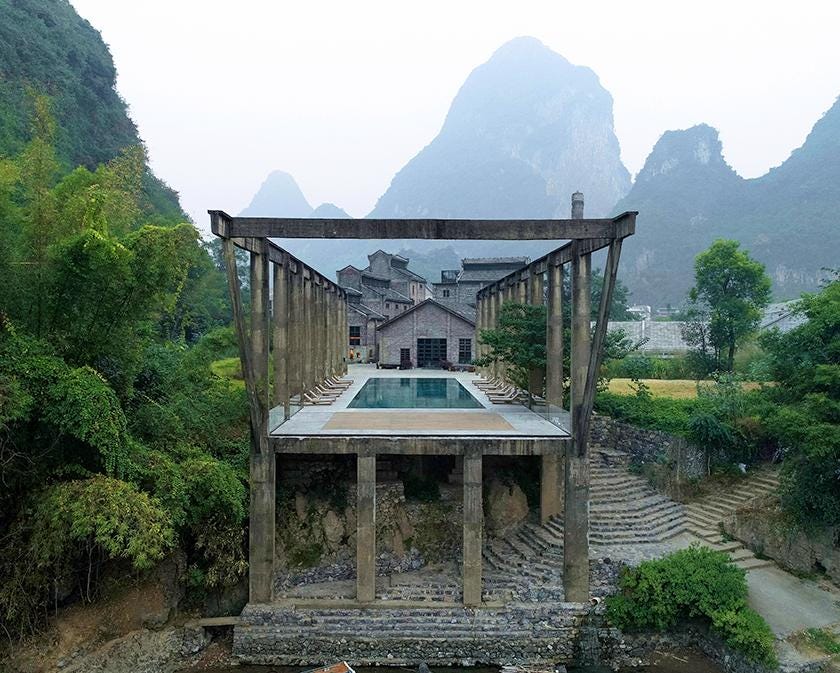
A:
[571,191,584,218]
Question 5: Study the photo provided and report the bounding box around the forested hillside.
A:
[0,0,184,221]
[0,0,248,644]
[615,97,840,306]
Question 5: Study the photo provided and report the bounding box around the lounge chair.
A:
[487,388,525,404]
[303,392,333,405]
[327,376,352,388]
[312,385,342,398]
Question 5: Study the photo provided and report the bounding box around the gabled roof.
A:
[376,298,476,331]
[349,303,386,320]
[391,265,428,283]
[361,284,412,303]
[462,256,530,266]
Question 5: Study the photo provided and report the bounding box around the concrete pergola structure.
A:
[210,197,636,608]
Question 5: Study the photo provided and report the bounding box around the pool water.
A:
[348,377,483,409]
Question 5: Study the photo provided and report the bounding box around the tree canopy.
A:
[683,239,772,373]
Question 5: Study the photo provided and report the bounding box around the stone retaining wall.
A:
[589,413,706,498]
[724,496,840,586]
[234,603,592,666]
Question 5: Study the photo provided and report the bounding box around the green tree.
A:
[686,240,771,372]
[760,276,840,527]
[477,302,546,394]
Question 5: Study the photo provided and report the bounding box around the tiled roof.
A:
[361,284,412,303]
[436,300,477,323]
[392,266,428,283]
[376,298,476,330]
[458,269,518,282]
[349,303,386,320]
[462,257,530,266]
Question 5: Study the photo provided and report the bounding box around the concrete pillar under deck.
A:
[356,453,376,603]
[249,435,275,602]
[463,450,483,607]
[565,243,591,603]
[541,452,564,523]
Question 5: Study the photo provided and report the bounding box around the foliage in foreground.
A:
[0,99,246,642]
[607,546,777,667]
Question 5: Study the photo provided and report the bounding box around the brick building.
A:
[377,299,476,368]
[338,251,433,362]
[433,257,530,306]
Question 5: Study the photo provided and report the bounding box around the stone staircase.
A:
[684,467,781,570]
[481,448,687,600]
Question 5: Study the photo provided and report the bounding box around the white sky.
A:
[70,0,840,232]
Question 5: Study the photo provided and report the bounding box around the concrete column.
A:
[289,268,303,402]
[248,246,274,604]
[528,264,545,399]
[487,290,497,378]
[341,297,348,374]
[546,261,564,408]
[250,249,269,407]
[272,260,290,419]
[249,440,275,602]
[357,453,376,603]
[463,449,483,607]
[540,452,564,523]
[303,273,313,393]
[517,276,527,303]
[475,296,484,373]
[315,279,325,382]
[565,240,591,603]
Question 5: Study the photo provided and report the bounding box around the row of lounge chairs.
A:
[471,376,526,404]
[302,376,354,405]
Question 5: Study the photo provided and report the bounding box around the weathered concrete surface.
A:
[356,454,376,602]
[745,566,840,637]
[462,451,483,606]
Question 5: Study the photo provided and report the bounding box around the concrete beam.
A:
[356,453,376,603]
[463,450,483,606]
[210,212,632,241]
[271,436,570,455]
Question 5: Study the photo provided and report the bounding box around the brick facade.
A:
[377,300,476,367]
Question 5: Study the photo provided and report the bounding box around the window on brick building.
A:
[443,289,450,298]
[349,326,361,345]
[458,338,472,364]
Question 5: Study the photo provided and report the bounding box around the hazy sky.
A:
[71,1,840,232]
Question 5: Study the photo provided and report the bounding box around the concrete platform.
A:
[270,365,570,440]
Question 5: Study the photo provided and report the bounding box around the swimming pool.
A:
[347,377,483,409]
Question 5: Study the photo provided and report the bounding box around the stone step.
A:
[735,556,775,571]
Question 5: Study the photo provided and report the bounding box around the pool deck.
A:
[269,365,570,453]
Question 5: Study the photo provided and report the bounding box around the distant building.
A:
[433,257,530,306]
[338,251,432,362]
[760,301,805,332]
[377,299,477,368]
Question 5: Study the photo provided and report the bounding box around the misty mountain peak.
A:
[311,202,350,218]
[637,124,730,182]
[370,37,630,218]
[239,170,312,217]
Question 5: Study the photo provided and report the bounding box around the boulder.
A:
[322,509,345,550]
[485,479,529,535]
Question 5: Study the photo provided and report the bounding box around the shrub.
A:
[594,391,696,436]
[711,608,778,668]
[607,546,777,667]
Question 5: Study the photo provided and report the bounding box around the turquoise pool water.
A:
[348,377,483,409]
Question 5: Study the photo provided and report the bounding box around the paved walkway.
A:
[745,566,840,637]
[271,365,571,437]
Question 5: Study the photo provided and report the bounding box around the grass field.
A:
[211,357,245,388]
[607,378,700,399]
